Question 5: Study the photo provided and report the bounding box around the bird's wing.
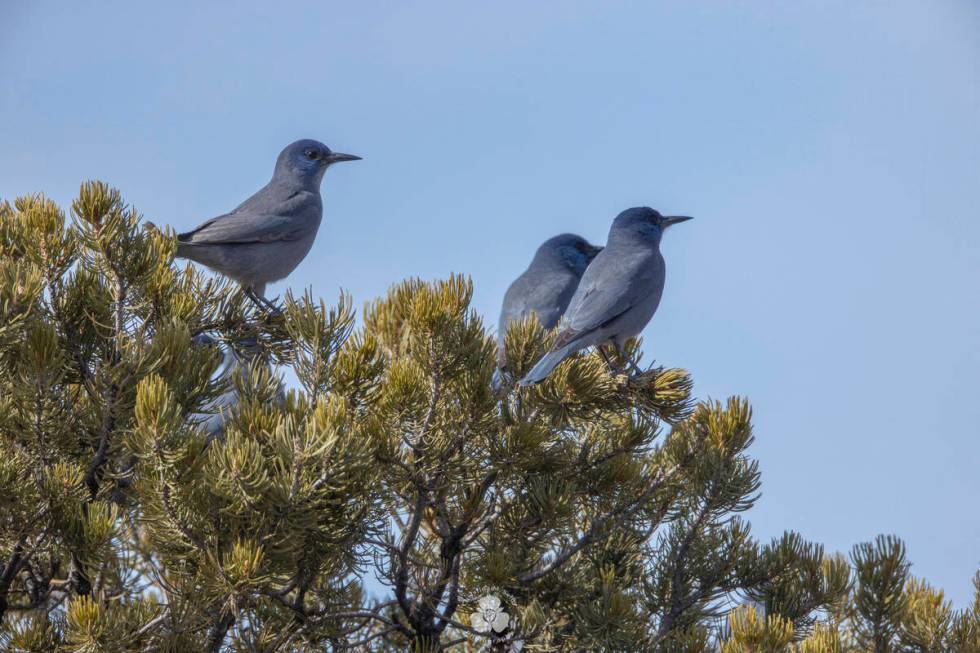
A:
[178,211,307,245]
[499,272,573,334]
[551,249,662,349]
[179,190,319,245]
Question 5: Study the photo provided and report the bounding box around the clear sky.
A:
[2,1,978,606]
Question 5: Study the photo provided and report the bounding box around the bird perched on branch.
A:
[493,233,601,390]
[519,207,692,385]
[158,139,360,309]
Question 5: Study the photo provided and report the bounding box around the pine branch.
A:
[658,501,713,637]
[395,489,427,622]
[133,609,170,641]
[333,625,400,649]
[0,539,26,621]
[204,608,235,653]
[518,463,679,583]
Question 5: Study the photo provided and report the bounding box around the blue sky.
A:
[2,1,978,606]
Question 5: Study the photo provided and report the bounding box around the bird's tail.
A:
[174,237,201,260]
[519,342,579,386]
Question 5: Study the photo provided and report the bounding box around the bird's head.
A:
[611,207,693,243]
[275,139,361,187]
[540,233,603,275]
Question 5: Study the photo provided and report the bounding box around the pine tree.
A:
[0,184,977,652]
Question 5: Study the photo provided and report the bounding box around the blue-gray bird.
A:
[191,334,242,441]
[493,233,602,390]
[519,208,692,385]
[172,139,359,305]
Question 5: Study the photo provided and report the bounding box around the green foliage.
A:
[722,606,796,653]
[0,185,976,652]
[850,535,911,652]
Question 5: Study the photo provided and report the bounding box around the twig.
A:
[517,463,679,583]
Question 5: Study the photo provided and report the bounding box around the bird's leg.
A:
[614,344,653,393]
[243,286,263,308]
[597,345,613,369]
[243,285,282,315]
[257,294,283,314]
[619,348,644,376]
[598,345,623,375]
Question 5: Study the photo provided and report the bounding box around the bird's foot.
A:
[260,296,284,316]
[600,346,655,392]
[244,288,283,316]
[622,364,659,397]
[610,344,648,378]
[598,346,628,377]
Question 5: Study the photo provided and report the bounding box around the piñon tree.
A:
[1,185,977,652]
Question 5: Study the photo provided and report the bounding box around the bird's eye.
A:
[305,149,320,160]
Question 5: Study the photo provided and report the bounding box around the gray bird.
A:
[493,233,602,390]
[191,334,243,441]
[173,139,359,305]
[519,208,692,385]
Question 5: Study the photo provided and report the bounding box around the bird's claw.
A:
[598,345,632,378]
[244,288,283,316]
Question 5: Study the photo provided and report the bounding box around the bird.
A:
[190,334,243,442]
[519,208,692,385]
[493,233,602,390]
[164,139,360,308]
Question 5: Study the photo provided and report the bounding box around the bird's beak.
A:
[326,152,362,163]
[662,215,693,227]
[588,245,604,258]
